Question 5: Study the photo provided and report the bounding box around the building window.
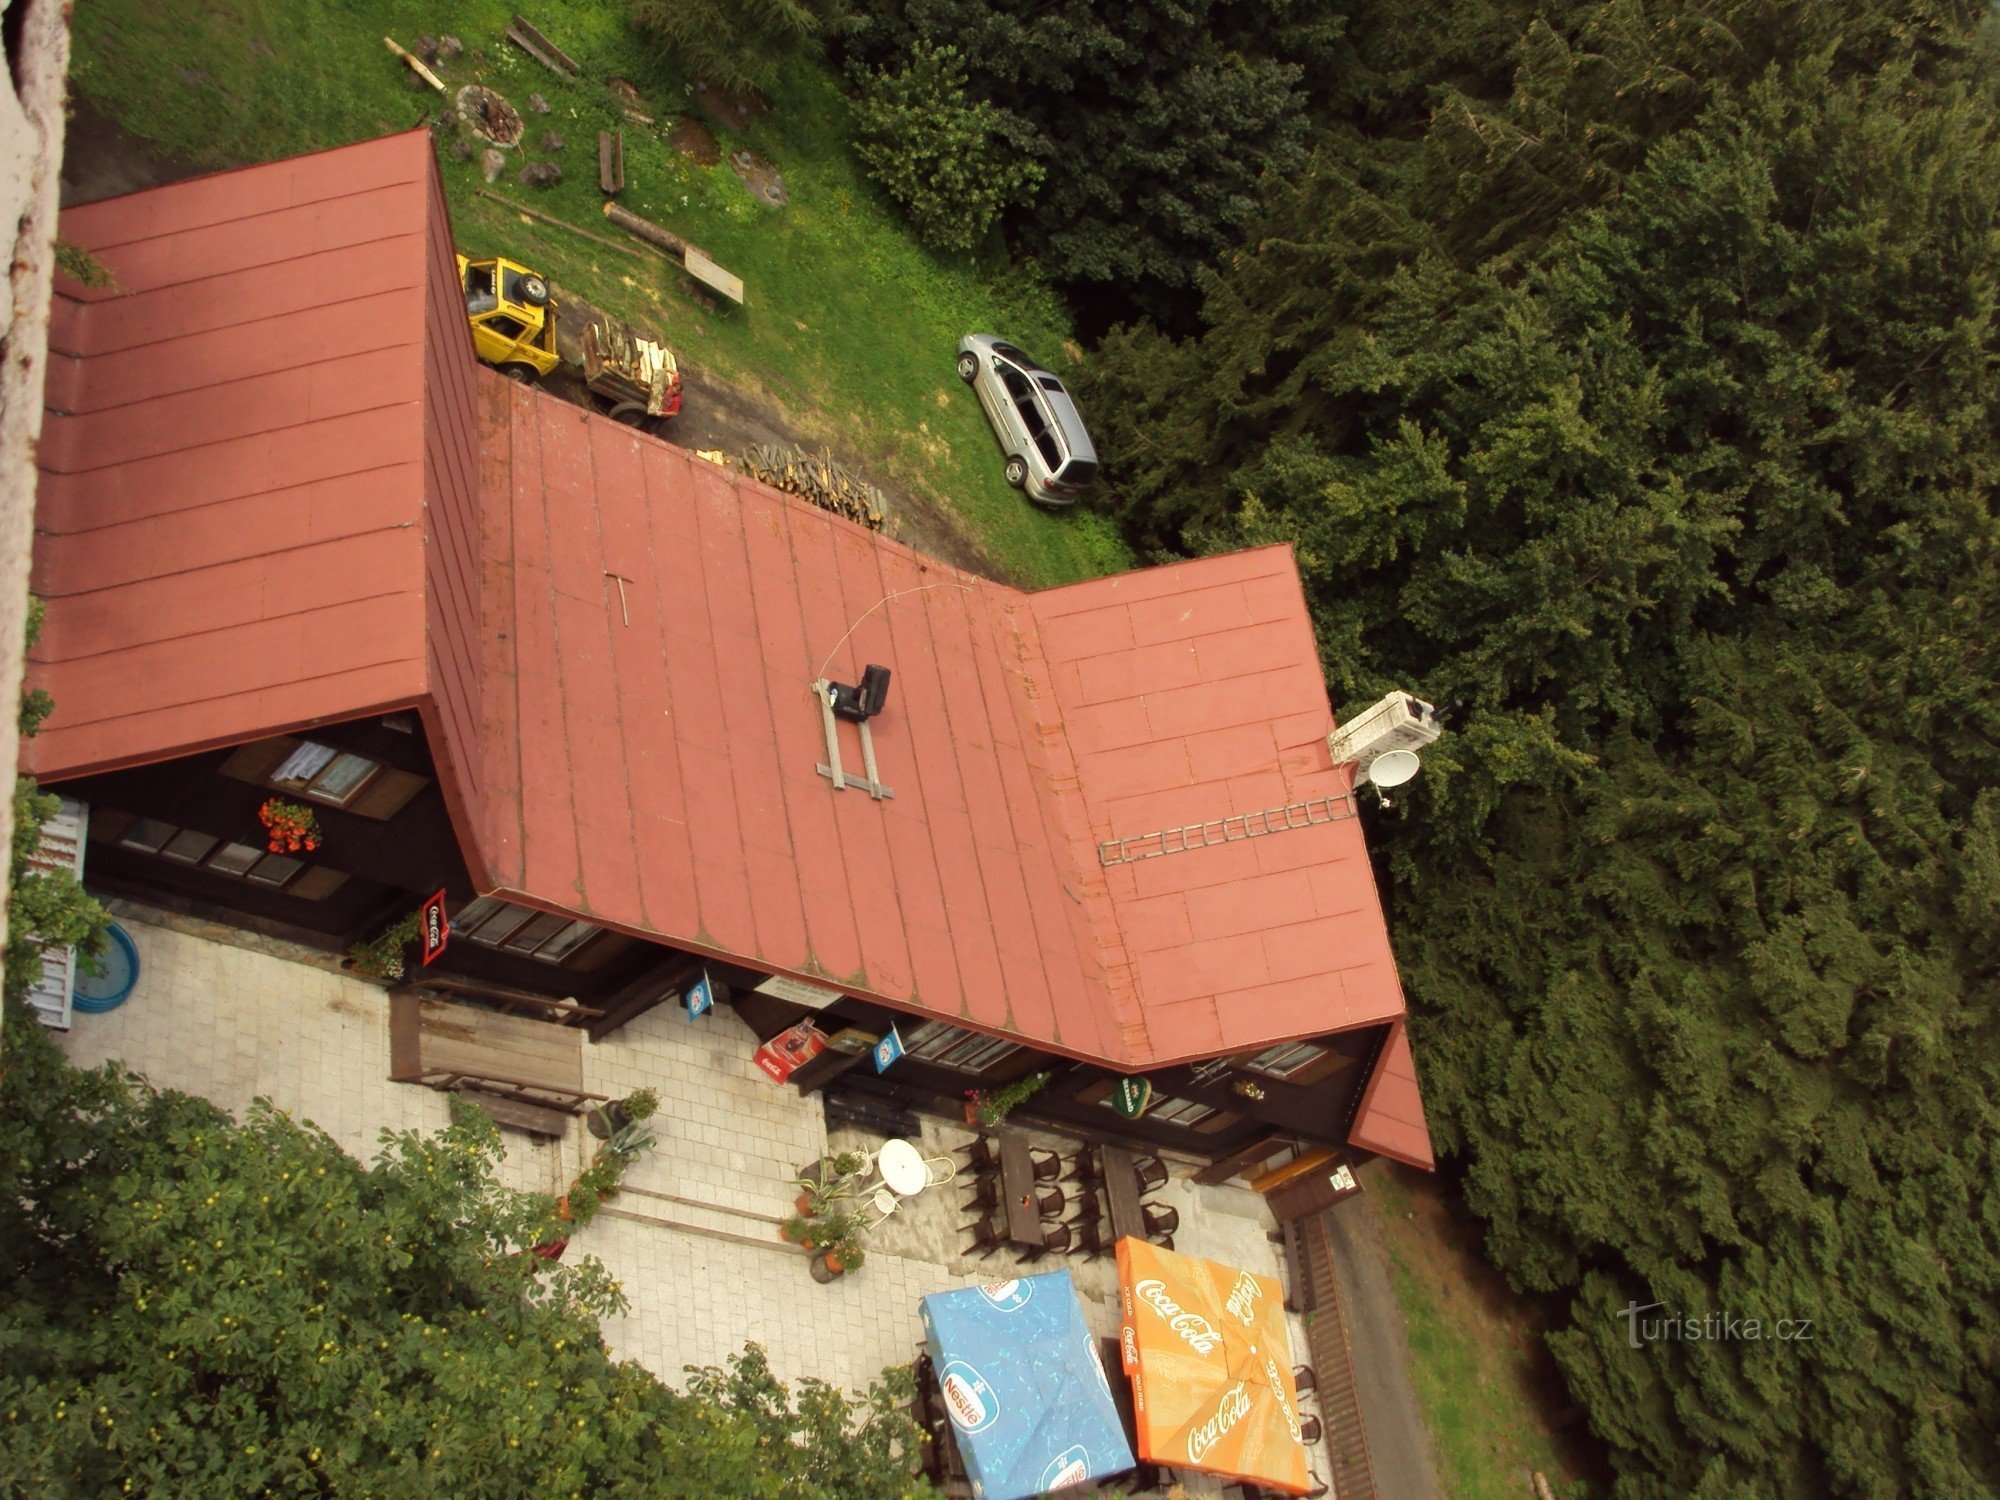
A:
[904,1020,1021,1074]
[1244,1041,1326,1080]
[271,740,382,807]
[454,896,601,965]
[1094,1087,1220,1130]
[119,817,328,894]
[1149,1095,1220,1128]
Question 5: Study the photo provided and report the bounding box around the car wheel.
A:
[1003,455,1028,489]
[499,363,540,385]
[519,275,551,307]
[606,400,648,428]
[956,352,979,383]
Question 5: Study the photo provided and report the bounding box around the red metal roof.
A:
[25,132,1434,1149]
[477,377,1411,1071]
[1347,1020,1435,1170]
[25,132,445,781]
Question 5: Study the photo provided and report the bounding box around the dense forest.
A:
[695,0,2000,1490]
[1070,2,2000,1495]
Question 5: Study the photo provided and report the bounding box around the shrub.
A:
[848,42,1042,254]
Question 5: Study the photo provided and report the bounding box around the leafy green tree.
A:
[0,1020,932,1495]
[838,0,1312,317]
[631,0,831,95]
[849,42,1043,253]
[1084,3,2000,1493]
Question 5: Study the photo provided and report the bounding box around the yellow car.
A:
[456,253,560,379]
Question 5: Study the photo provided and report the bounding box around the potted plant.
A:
[810,1234,866,1284]
[792,1151,864,1215]
[972,1071,1052,1128]
[556,1181,601,1230]
[589,1086,661,1140]
[347,908,424,982]
[594,1122,657,1174]
[804,1209,862,1252]
[257,797,322,854]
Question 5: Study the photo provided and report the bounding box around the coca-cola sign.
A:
[1135,1278,1221,1355]
[1185,1381,1253,1465]
[1224,1271,1261,1326]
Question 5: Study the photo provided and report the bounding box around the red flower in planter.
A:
[257,798,323,855]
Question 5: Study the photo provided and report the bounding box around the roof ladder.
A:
[813,680,894,801]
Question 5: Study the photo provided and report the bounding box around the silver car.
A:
[956,334,1099,505]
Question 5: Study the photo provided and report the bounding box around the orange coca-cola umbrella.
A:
[1115,1237,1311,1495]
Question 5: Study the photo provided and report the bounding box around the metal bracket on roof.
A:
[1098,792,1357,867]
[813,680,894,801]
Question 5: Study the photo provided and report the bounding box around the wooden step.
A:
[457,1086,572,1139]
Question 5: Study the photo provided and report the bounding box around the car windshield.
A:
[464,264,498,316]
[991,341,1044,372]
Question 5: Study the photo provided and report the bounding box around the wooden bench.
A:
[389,992,608,1137]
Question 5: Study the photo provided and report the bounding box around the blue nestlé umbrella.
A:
[921,1269,1136,1499]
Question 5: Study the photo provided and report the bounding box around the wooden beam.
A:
[598,130,625,196]
[476,189,642,256]
[1192,1130,1296,1186]
[586,954,703,1042]
[505,14,579,79]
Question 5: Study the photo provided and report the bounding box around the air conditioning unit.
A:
[1328,691,1441,776]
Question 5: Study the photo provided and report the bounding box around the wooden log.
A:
[382,36,446,91]
[598,130,625,195]
[602,200,690,258]
[475,190,642,256]
[506,14,579,79]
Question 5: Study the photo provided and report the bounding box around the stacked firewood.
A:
[738,444,891,533]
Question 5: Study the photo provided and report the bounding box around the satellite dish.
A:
[1365,749,1422,789]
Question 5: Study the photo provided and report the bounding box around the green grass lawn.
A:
[68,0,1130,586]
[1368,1166,1596,1500]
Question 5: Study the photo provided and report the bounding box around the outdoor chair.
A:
[1146,1230,1174,1252]
[1141,1202,1179,1237]
[1298,1415,1323,1446]
[962,1215,1009,1259]
[960,1174,1005,1216]
[1133,1155,1169,1193]
[1030,1147,1062,1181]
[1064,1211,1112,1260]
[955,1138,998,1173]
[1292,1364,1317,1394]
[1060,1150,1099,1187]
[918,1154,958,1189]
[864,1186,901,1227]
[1300,1471,1329,1498]
[1022,1221,1074,1262]
[1033,1182,1067,1220]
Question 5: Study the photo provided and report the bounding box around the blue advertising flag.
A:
[873,1023,905,1074]
[684,970,714,1019]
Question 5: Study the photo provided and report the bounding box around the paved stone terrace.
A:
[59,908,1317,1491]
